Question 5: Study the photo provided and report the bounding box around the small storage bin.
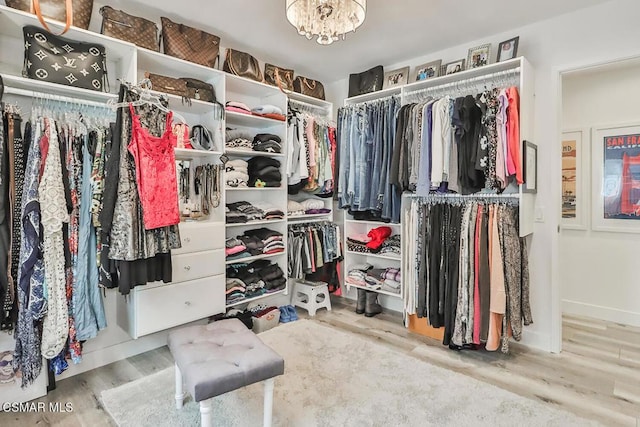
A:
[252,309,280,334]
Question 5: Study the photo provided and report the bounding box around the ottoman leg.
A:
[200,399,213,427]
[175,363,185,410]
[263,378,275,427]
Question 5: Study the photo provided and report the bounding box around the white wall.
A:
[561,60,640,327]
[326,0,640,352]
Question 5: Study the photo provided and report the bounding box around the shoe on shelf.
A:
[287,305,299,321]
[279,306,291,323]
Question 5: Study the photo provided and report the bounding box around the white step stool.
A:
[292,280,332,316]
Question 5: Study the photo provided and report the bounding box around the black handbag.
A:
[22,25,108,92]
[348,65,383,98]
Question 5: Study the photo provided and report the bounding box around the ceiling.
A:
[108,0,608,82]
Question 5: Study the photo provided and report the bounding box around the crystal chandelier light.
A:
[286,0,367,45]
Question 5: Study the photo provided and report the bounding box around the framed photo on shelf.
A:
[466,44,491,69]
[522,140,537,193]
[382,66,409,89]
[412,60,441,81]
[561,129,588,230]
[497,36,519,62]
[591,123,640,233]
[442,59,465,76]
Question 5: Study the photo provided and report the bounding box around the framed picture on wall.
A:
[561,129,588,230]
[412,60,441,81]
[591,123,640,233]
[522,140,538,193]
[382,66,409,89]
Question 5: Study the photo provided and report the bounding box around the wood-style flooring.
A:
[1,298,639,426]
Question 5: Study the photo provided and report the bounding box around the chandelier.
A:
[286,0,367,45]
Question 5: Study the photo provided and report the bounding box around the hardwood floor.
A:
[1,298,638,426]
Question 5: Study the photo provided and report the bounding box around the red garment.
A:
[366,226,392,250]
[128,104,180,230]
[252,112,286,121]
[620,153,640,215]
[506,87,523,184]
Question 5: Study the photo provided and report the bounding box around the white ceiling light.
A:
[286,0,366,45]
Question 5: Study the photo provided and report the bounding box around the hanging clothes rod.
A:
[404,67,521,100]
[343,93,400,107]
[405,192,520,199]
[288,98,330,112]
[3,86,114,109]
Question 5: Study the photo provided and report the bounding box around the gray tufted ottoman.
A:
[168,319,284,427]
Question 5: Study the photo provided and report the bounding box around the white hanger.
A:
[106,82,188,125]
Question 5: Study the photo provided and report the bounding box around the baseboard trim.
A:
[562,300,640,327]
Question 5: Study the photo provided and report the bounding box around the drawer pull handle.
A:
[185,301,191,306]
[184,237,191,243]
[184,265,191,271]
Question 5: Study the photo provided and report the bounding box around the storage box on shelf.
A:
[342,213,402,299]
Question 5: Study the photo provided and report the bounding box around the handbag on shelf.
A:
[223,48,263,82]
[293,76,325,100]
[23,25,108,91]
[6,0,93,33]
[190,125,215,151]
[182,77,215,103]
[161,17,220,68]
[264,63,294,92]
[145,73,188,98]
[100,6,159,51]
[348,65,384,98]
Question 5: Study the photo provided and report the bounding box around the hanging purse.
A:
[223,48,263,82]
[100,6,159,51]
[348,65,384,98]
[161,17,220,68]
[190,125,214,151]
[6,0,93,32]
[264,63,294,92]
[23,25,107,91]
[293,76,325,100]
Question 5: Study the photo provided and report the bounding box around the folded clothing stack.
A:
[299,198,331,215]
[248,157,281,188]
[226,101,251,115]
[225,277,250,305]
[226,259,287,305]
[245,227,285,255]
[226,201,265,224]
[226,128,253,151]
[287,200,305,217]
[379,234,401,257]
[345,264,401,294]
[251,105,285,121]
[252,201,285,220]
[252,133,282,153]
[225,159,249,188]
[248,304,279,318]
[346,226,393,254]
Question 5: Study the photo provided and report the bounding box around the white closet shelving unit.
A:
[285,90,335,224]
[224,74,289,307]
[341,56,535,304]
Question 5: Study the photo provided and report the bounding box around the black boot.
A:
[364,291,382,317]
[356,288,366,314]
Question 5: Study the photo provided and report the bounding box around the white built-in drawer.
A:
[174,222,224,254]
[172,250,224,283]
[134,275,225,337]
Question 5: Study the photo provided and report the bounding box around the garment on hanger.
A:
[337,97,402,223]
[287,107,336,197]
[287,222,342,293]
[404,196,532,353]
